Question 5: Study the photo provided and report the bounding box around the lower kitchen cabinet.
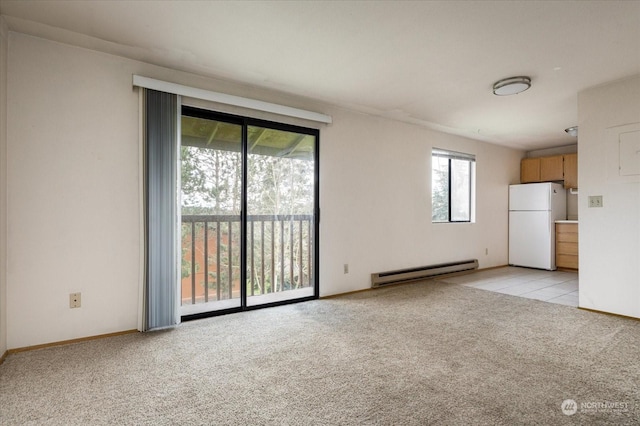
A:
[556,222,578,270]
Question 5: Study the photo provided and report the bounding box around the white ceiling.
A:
[1,0,639,150]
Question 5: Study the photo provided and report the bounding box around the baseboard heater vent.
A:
[371,259,479,288]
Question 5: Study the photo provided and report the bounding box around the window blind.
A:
[144,89,179,330]
[432,148,476,162]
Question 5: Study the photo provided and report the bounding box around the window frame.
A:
[179,105,321,322]
[431,148,476,224]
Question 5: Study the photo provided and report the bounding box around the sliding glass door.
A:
[246,125,316,306]
[179,107,318,318]
[180,114,243,316]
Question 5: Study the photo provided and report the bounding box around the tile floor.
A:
[440,266,579,307]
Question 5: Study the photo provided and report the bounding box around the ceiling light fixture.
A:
[565,126,578,137]
[492,76,531,96]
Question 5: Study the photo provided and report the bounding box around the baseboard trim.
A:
[321,288,371,299]
[7,329,139,356]
[480,264,510,272]
[321,265,509,299]
[0,350,8,365]
[578,307,640,322]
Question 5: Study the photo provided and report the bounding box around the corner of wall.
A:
[577,74,640,318]
[0,15,9,356]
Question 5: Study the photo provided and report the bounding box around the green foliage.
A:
[180,131,315,304]
[432,157,449,222]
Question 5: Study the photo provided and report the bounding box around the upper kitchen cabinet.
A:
[563,153,578,189]
[520,153,578,188]
[521,158,541,183]
[540,155,564,181]
[521,154,563,183]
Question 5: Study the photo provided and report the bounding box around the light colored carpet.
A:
[1,279,639,425]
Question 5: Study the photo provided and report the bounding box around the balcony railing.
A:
[181,214,314,305]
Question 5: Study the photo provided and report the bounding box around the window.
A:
[432,148,476,223]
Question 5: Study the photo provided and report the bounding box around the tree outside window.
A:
[432,149,475,223]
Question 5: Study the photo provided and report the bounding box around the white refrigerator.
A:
[509,183,566,270]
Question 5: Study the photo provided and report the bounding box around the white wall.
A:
[0,16,8,357]
[7,33,142,348]
[320,112,522,295]
[578,75,640,318]
[6,32,522,348]
[526,145,577,158]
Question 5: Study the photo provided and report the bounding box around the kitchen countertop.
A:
[555,220,578,224]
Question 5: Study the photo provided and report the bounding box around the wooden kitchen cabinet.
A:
[520,153,578,188]
[521,158,541,183]
[540,155,564,181]
[563,153,578,189]
[556,223,578,270]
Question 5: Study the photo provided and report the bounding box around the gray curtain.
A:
[144,89,178,330]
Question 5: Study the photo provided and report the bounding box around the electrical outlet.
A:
[69,292,81,309]
[588,195,603,208]
[485,248,489,255]
[343,264,349,274]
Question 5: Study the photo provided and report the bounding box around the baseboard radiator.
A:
[371,259,479,288]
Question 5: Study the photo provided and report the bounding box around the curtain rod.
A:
[133,75,332,124]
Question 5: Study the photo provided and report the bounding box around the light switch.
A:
[588,195,603,208]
